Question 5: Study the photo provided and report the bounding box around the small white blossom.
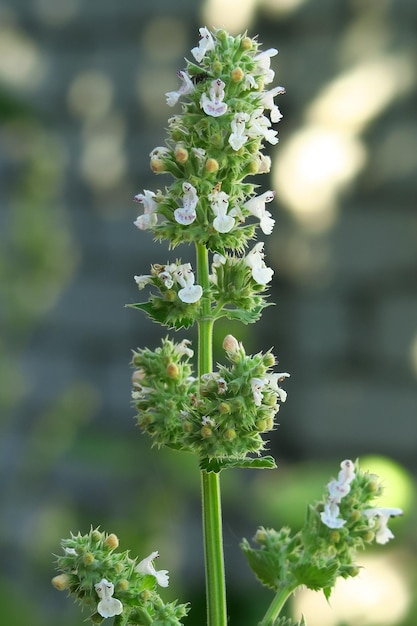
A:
[363,507,403,545]
[256,152,272,174]
[243,191,275,235]
[320,499,347,529]
[228,112,250,151]
[251,377,267,406]
[200,79,228,117]
[134,274,153,289]
[191,26,215,62]
[192,147,206,160]
[64,547,77,555]
[174,263,203,303]
[136,551,169,587]
[133,190,158,230]
[248,108,279,145]
[209,189,234,233]
[327,459,356,504]
[166,70,195,107]
[244,242,274,285]
[174,182,198,225]
[202,415,216,426]
[176,339,194,359]
[94,579,123,619]
[267,372,290,402]
[158,270,174,289]
[259,86,285,123]
[254,48,278,85]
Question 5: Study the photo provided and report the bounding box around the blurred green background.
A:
[1,0,416,625]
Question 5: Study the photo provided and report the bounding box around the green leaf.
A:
[293,559,339,591]
[199,455,277,473]
[127,301,196,330]
[221,305,265,324]
[240,538,282,590]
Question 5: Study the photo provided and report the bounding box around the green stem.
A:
[196,243,227,626]
[258,585,296,626]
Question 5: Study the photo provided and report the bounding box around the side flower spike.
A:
[136,551,170,587]
[174,182,198,225]
[191,26,215,62]
[94,579,123,619]
[244,242,274,285]
[200,79,228,117]
[174,263,203,303]
[133,190,158,230]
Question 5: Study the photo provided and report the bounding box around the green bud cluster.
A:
[241,460,402,599]
[131,336,288,462]
[52,527,189,625]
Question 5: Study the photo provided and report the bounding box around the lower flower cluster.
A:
[131,335,289,461]
[241,459,403,598]
[52,528,188,626]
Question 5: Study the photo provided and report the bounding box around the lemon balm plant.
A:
[52,28,403,626]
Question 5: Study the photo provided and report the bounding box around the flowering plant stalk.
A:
[52,27,402,626]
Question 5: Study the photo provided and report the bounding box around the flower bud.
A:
[117,579,129,591]
[51,573,70,591]
[223,334,239,355]
[132,369,145,387]
[91,530,103,542]
[254,528,267,544]
[104,533,119,550]
[231,67,244,82]
[174,145,189,164]
[363,530,375,543]
[205,158,219,173]
[166,363,179,379]
[82,552,95,566]
[201,425,212,438]
[150,157,167,174]
[240,36,252,50]
[140,589,152,601]
[263,352,276,368]
[218,402,231,414]
[349,509,361,523]
[329,530,340,543]
[224,428,236,441]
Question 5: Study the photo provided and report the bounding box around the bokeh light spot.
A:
[67,70,114,121]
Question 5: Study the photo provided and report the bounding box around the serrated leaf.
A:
[199,456,276,473]
[240,538,281,591]
[222,305,264,324]
[293,560,338,591]
[127,301,195,330]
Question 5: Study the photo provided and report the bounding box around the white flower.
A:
[192,147,206,160]
[200,79,228,117]
[136,551,169,587]
[251,377,267,406]
[267,372,290,402]
[327,459,356,504]
[209,189,234,233]
[242,73,258,90]
[176,339,194,359]
[134,274,152,289]
[363,507,403,545]
[158,270,174,289]
[202,415,216,426]
[191,26,215,62]
[166,70,195,107]
[243,191,275,235]
[174,182,198,225]
[94,579,123,618]
[254,48,278,85]
[248,108,279,145]
[228,112,250,151]
[133,190,158,230]
[174,263,203,303]
[259,86,285,123]
[320,499,347,529]
[256,152,271,174]
[64,547,77,555]
[244,242,274,285]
